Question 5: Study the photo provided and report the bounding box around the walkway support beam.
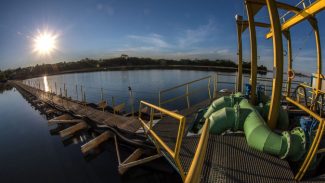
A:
[313,21,322,93]
[266,0,325,38]
[245,2,260,104]
[266,0,284,129]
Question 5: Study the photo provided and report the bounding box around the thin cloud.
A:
[178,19,217,48]
[127,33,170,48]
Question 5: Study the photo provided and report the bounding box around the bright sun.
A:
[33,30,58,55]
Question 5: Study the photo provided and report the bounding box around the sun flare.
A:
[33,30,58,55]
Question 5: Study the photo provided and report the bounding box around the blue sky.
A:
[0,0,324,74]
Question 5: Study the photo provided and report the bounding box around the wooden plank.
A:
[118,154,162,174]
[14,81,142,133]
[51,114,73,121]
[118,148,143,174]
[59,122,87,138]
[81,131,112,154]
[48,119,84,126]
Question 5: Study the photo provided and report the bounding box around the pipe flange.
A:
[291,127,306,151]
[281,131,291,159]
[287,127,307,161]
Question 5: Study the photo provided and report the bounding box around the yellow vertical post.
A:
[283,31,292,97]
[236,15,243,93]
[246,3,257,104]
[314,22,322,93]
[266,0,284,129]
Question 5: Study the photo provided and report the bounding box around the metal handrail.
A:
[286,97,325,180]
[138,101,186,180]
[185,119,210,183]
[159,75,212,109]
[160,76,211,93]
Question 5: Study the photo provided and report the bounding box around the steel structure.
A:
[237,0,325,180]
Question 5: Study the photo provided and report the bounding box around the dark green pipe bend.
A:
[201,98,306,161]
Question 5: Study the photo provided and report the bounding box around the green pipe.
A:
[260,102,289,130]
[202,98,306,161]
[204,93,244,119]
[208,107,236,134]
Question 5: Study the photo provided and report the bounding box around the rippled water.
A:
[0,84,180,183]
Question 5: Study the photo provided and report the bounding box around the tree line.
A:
[0,56,267,80]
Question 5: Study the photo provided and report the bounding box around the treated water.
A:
[0,83,180,183]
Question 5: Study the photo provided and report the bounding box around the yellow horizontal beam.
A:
[246,0,301,13]
[140,101,183,119]
[266,0,325,38]
[238,20,271,28]
[286,96,323,122]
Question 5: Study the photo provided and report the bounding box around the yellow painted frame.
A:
[138,101,186,180]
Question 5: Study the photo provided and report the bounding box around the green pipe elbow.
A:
[203,95,305,161]
[204,93,244,119]
[206,107,236,134]
[204,97,232,119]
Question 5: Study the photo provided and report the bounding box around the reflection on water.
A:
[43,76,49,92]
[0,83,13,94]
[0,87,181,183]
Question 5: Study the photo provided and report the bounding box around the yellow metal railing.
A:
[138,101,186,180]
[138,100,211,182]
[286,96,325,181]
[159,76,213,109]
[185,119,210,183]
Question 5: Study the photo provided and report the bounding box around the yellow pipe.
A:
[245,2,257,104]
[266,0,284,129]
[185,119,210,183]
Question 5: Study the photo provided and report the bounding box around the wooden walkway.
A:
[12,81,142,133]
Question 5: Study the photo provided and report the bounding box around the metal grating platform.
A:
[199,135,296,183]
[152,99,211,150]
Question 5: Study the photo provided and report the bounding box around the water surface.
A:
[25,70,309,111]
[0,85,179,183]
